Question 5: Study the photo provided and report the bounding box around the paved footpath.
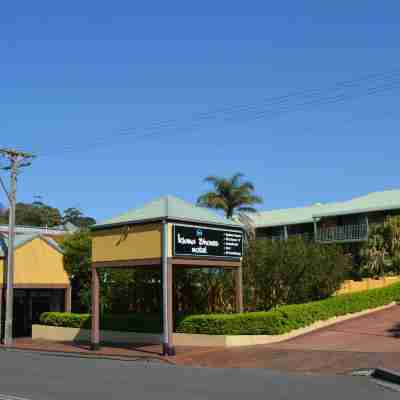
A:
[0,351,396,399]
[9,305,400,375]
[174,305,400,374]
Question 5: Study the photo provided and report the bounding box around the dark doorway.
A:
[12,289,65,337]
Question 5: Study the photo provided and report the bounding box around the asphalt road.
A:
[0,350,396,399]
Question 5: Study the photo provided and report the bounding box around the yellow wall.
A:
[336,276,400,295]
[0,237,70,286]
[92,223,163,262]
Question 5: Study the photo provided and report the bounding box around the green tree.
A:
[360,215,400,277]
[243,237,350,311]
[62,207,96,228]
[197,173,263,218]
[62,230,93,312]
[9,202,62,227]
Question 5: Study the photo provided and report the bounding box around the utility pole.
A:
[0,148,34,345]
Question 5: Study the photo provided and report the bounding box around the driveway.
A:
[174,305,400,374]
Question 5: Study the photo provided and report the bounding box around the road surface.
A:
[0,350,396,399]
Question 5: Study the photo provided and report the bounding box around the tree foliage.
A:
[197,173,263,218]
[243,237,351,311]
[0,202,96,229]
[359,216,400,277]
[12,202,62,227]
[62,230,93,312]
[62,207,96,228]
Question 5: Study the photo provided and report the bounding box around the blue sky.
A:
[0,1,399,221]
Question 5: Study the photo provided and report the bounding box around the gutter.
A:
[92,217,243,232]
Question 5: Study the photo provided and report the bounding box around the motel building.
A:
[91,195,244,355]
[0,233,71,337]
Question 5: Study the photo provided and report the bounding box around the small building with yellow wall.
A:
[0,233,71,337]
[91,195,244,355]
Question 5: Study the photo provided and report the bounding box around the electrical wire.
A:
[10,67,400,158]
[39,76,400,157]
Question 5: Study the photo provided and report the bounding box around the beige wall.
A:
[92,223,163,262]
[0,237,69,286]
[32,325,161,344]
[336,276,400,295]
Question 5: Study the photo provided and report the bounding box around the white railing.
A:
[316,223,368,243]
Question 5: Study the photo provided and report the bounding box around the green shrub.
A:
[177,282,400,335]
[359,216,400,277]
[41,282,400,336]
[243,237,351,311]
[40,312,90,328]
[40,312,162,333]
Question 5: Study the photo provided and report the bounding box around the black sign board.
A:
[173,225,243,259]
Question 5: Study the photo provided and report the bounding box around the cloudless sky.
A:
[0,1,399,222]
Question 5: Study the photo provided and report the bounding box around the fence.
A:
[336,276,400,295]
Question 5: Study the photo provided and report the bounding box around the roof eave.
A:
[254,219,314,228]
[92,216,242,232]
[313,203,400,218]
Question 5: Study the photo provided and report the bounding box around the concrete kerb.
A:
[0,346,175,365]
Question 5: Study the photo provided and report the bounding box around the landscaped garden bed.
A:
[177,282,400,335]
[40,282,400,336]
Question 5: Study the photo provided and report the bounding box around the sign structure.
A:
[173,224,243,259]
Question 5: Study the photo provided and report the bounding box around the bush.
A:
[41,282,400,336]
[40,312,90,328]
[40,312,162,333]
[359,216,400,277]
[177,282,400,335]
[243,237,351,311]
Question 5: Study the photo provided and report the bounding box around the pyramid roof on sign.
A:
[94,195,241,229]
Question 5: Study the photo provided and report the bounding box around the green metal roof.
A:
[312,190,400,218]
[0,233,63,258]
[249,190,400,228]
[247,204,324,228]
[95,195,241,229]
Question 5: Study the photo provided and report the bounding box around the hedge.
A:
[40,282,400,336]
[176,282,400,335]
[39,313,162,333]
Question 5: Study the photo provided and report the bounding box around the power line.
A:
[6,67,399,158]
[51,67,400,145]
[39,73,400,157]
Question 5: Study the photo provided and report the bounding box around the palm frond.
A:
[230,173,245,187]
[198,173,263,218]
[197,192,228,212]
[204,175,222,185]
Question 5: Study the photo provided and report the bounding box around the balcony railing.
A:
[315,223,369,243]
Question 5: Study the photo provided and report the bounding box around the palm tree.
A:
[197,173,263,219]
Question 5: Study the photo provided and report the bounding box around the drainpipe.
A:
[313,217,320,242]
[283,226,288,241]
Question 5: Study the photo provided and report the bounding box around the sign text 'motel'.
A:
[173,225,243,259]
